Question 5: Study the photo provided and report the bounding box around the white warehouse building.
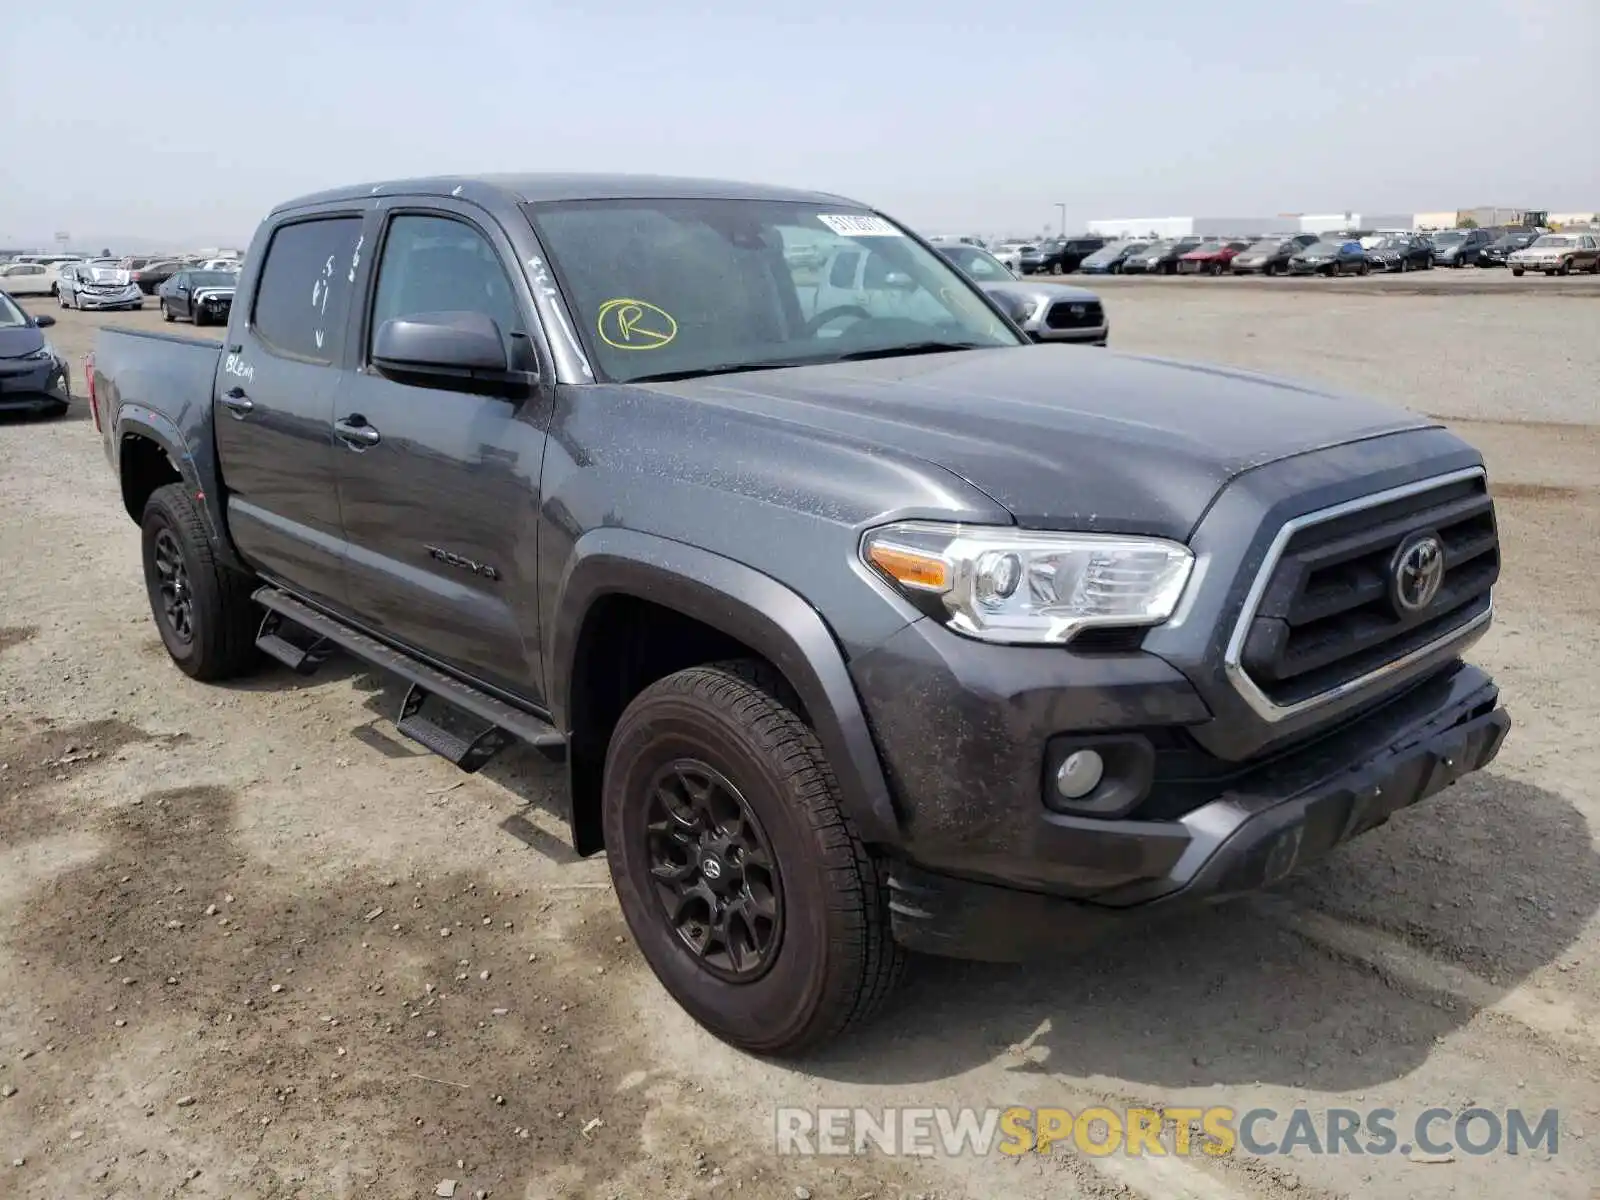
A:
[1088,212,1416,238]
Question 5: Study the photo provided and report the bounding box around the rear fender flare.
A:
[116,407,243,572]
[549,528,902,846]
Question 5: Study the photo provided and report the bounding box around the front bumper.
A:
[885,665,1508,961]
[75,289,142,309]
[0,356,71,411]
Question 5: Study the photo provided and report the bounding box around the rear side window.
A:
[251,216,364,364]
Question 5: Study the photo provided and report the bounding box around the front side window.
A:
[251,216,364,364]
[0,292,27,327]
[367,214,522,354]
[526,197,1020,383]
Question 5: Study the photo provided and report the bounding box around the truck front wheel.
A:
[601,661,904,1056]
[140,483,260,681]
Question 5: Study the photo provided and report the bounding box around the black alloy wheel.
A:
[644,758,783,981]
[152,527,196,645]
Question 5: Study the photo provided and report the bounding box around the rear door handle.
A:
[334,416,381,448]
[220,388,253,416]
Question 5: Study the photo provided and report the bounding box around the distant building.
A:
[1088,212,1415,238]
[1086,216,1288,239]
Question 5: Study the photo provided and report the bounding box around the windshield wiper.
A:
[835,341,989,362]
[627,360,828,384]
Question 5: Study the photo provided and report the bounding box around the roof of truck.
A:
[275,173,860,213]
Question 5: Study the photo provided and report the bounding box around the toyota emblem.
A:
[1391,532,1445,614]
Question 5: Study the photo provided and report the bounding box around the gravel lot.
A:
[2,288,1596,1200]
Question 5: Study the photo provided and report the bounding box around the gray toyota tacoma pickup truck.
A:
[89,173,1510,1056]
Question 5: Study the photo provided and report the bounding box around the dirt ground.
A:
[1,287,1596,1200]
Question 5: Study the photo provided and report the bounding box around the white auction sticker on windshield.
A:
[817,213,902,237]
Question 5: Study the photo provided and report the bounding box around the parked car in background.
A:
[1077,240,1151,274]
[935,244,1108,344]
[1287,239,1370,276]
[0,291,70,417]
[1121,237,1203,275]
[157,269,240,326]
[1364,233,1434,273]
[1229,234,1318,275]
[1508,232,1600,275]
[1429,228,1494,267]
[132,260,184,294]
[199,257,242,271]
[991,243,1027,271]
[1041,236,1106,274]
[58,262,144,311]
[1016,245,1047,274]
[1477,230,1540,267]
[1177,239,1252,275]
[0,262,59,296]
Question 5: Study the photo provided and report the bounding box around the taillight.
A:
[85,353,100,431]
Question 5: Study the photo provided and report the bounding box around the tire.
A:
[601,661,904,1056]
[1557,259,1571,276]
[1400,257,1411,273]
[1512,267,1524,276]
[43,401,70,419]
[1357,261,1369,276]
[140,483,261,682]
[193,307,208,327]
[161,301,173,322]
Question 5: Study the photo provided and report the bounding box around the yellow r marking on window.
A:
[597,297,678,350]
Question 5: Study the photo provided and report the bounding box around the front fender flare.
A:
[549,528,902,846]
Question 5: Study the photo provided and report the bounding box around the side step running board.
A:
[252,586,565,773]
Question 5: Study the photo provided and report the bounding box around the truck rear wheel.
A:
[140,483,260,681]
[601,661,904,1056]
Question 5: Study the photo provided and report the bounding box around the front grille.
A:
[1233,471,1498,709]
[1044,300,1104,330]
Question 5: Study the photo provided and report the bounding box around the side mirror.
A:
[372,310,510,377]
[881,271,917,290]
[32,313,55,328]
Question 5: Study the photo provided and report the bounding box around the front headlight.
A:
[1009,297,1043,323]
[26,341,57,362]
[860,521,1194,645]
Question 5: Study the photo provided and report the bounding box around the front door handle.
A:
[334,416,381,448]
[220,388,253,416]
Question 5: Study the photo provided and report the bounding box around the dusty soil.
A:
[1,291,1596,1200]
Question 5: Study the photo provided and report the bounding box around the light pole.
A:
[1056,203,1066,236]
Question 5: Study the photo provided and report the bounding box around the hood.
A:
[979,280,1101,305]
[635,346,1432,539]
[0,323,46,360]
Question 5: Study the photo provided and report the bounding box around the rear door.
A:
[212,210,369,608]
[331,202,550,702]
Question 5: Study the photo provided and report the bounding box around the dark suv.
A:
[1429,227,1494,266]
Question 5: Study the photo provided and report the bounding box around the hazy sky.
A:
[3,0,1596,246]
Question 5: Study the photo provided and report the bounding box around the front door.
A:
[212,212,367,609]
[332,205,549,704]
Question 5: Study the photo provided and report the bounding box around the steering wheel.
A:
[802,305,872,337]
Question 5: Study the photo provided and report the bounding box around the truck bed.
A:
[90,326,227,538]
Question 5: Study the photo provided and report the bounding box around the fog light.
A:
[1055,750,1104,799]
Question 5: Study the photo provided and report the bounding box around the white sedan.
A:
[0,261,77,297]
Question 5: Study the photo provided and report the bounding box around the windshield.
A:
[1245,239,1287,253]
[0,292,27,327]
[940,245,1015,282]
[526,198,1022,383]
[1373,237,1410,249]
[1084,241,1131,261]
[1493,234,1531,248]
[1431,230,1466,244]
[189,270,237,287]
[1305,241,1344,254]
[1531,235,1576,248]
